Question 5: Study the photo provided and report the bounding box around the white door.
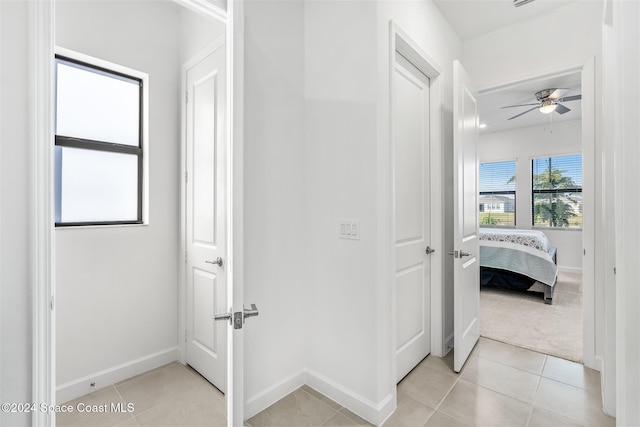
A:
[185,44,227,391]
[394,52,432,382]
[452,60,480,373]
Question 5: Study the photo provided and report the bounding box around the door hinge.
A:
[184,251,188,264]
[185,91,189,104]
[185,171,188,183]
[184,329,187,343]
[50,296,54,311]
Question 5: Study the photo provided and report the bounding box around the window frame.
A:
[54,49,149,227]
[530,153,583,230]
[478,159,517,228]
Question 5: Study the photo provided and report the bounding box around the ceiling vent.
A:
[513,0,535,7]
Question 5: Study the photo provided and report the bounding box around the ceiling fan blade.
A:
[556,94,582,102]
[555,103,571,114]
[508,106,538,120]
[501,103,540,109]
[547,88,569,99]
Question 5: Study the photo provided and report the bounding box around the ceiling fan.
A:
[501,88,582,120]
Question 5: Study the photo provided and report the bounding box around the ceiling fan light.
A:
[539,102,557,114]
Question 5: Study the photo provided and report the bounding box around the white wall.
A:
[479,120,583,271]
[179,6,225,64]
[240,0,461,423]
[0,1,32,425]
[611,0,640,423]
[303,0,379,411]
[54,1,182,401]
[242,0,307,415]
[462,0,603,90]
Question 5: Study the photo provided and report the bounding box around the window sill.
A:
[55,222,148,230]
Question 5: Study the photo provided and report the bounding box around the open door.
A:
[452,60,480,373]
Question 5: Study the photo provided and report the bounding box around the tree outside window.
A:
[532,155,582,228]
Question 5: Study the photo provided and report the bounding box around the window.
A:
[479,160,516,226]
[54,54,144,226]
[532,154,582,228]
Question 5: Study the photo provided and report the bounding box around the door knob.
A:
[426,246,435,254]
[206,257,224,267]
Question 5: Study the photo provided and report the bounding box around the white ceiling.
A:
[432,0,576,41]
[478,71,582,133]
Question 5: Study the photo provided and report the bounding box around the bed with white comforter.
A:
[479,228,558,304]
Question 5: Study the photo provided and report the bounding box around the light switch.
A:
[338,219,360,240]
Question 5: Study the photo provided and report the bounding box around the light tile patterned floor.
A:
[59,338,614,427]
[57,363,226,427]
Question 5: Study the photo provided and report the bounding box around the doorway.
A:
[183,38,228,392]
[393,51,432,382]
[475,69,590,365]
[389,24,445,387]
[43,1,232,425]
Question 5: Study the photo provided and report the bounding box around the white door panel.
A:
[394,52,431,382]
[185,44,227,392]
[453,60,480,373]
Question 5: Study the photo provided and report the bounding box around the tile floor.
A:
[59,337,614,427]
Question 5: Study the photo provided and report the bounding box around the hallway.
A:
[58,337,612,426]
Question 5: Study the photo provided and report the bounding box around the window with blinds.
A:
[479,160,516,226]
[531,154,583,228]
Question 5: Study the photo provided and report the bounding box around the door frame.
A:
[31,0,245,425]
[475,60,597,371]
[387,20,445,399]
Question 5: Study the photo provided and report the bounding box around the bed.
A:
[479,228,558,304]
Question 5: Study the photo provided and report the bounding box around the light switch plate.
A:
[338,220,360,240]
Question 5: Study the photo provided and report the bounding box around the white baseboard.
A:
[56,347,179,404]
[558,266,583,274]
[244,368,395,426]
[244,371,306,420]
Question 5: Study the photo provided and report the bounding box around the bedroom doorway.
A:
[475,67,590,365]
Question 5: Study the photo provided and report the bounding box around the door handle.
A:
[459,251,471,258]
[243,304,259,321]
[448,250,458,258]
[206,257,224,267]
[213,308,233,325]
[426,246,435,254]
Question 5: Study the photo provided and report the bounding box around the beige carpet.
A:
[480,271,583,362]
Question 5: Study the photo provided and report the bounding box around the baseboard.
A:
[244,368,395,426]
[244,371,306,420]
[557,266,583,274]
[56,347,179,404]
[304,369,394,426]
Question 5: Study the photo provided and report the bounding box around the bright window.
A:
[479,160,516,226]
[531,154,583,228]
[54,55,143,226]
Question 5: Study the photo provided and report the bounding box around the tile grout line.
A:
[297,386,342,426]
[111,362,216,424]
[524,356,546,427]
[111,384,138,426]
